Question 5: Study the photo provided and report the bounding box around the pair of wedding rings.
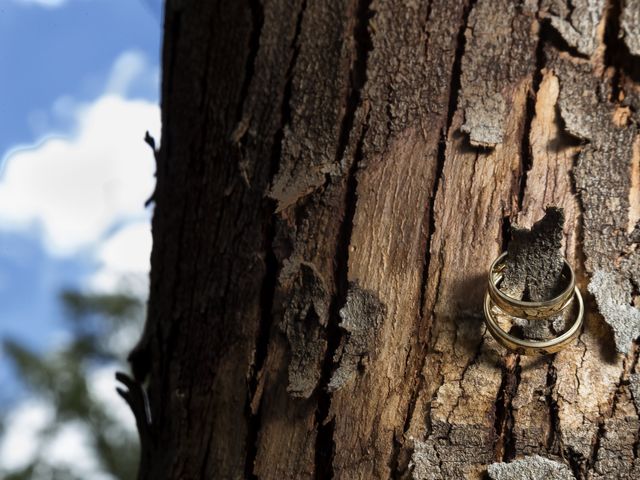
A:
[483,252,584,355]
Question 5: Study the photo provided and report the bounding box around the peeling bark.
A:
[488,454,575,479]
[278,261,330,399]
[588,270,640,355]
[549,49,640,354]
[460,0,537,146]
[501,207,565,301]
[541,0,605,57]
[328,282,386,392]
[621,0,640,56]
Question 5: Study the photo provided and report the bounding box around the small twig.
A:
[116,371,153,477]
[144,131,159,207]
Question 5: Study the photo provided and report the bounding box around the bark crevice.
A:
[604,0,640,89]
[390,3,475,476]
[407,0,475,423]
[334,0,373,168]
[243,1,309,475]
[314,1,374,472]
[492,354,521,462]
[315,119,369,480]
[243,220,278,479]
[517,21,546,211]
[234,0,265,127]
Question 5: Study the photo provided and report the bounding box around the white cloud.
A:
[0,400,53,470]
[89,220,152,292]
[0,368,137,475]
[43,421,112,479]
[105,50,159,97]
[0,406,113,478]
[0,52,160,258]
[12,0,69,7]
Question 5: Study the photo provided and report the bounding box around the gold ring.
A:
[483,287,583,355]
[487,252,575,320]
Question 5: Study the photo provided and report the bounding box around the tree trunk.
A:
[127,0,640,478]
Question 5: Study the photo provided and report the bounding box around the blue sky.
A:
[0,0,163,404]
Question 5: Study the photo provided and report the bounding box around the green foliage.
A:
[1,288,144,480]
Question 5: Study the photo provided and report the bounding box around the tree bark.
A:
[127,0,640,478]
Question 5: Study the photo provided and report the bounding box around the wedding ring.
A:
[487,252,575,320]
[483,287,583,355]
[483,251,583,355]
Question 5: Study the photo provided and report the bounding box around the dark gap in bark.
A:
[566,448,585,479]
[505,359,521,461]
[315,123,368,480]
[389,3,474,476]
[493,217,522,462]
[314,416,336,480]
[501,216,511,253]
[630,276,640,307]
[537,19,590,60]
[564,130,593,380]
[604,0,623,100]
[244,216,278,480]
[492,354,521,461]
[517,112,532,209]
[544,358,559,451]
[630,341,640,374]
[389,426,409,480]
[634,426,640,462]
[587,358,629,473]
[445,0,476,133]
[416,0,474,386]
[393,368,425,474]
[421,0,435,52]
[631,343,640,459]
[424,357,443,441]
[314,2,373,477]
[414,130,448,331]
[517,21,546,210]
[417,132,450,323]
[604,0,640,93]
[334,0,373,166]
[234,0,264,126]
[393,1,445,464]
[243,2,308,476]
[270,0,307,181]
[588,415,607,473]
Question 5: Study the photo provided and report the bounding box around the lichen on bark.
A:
[328,282,386,391]
[541,0,605,57]
[550,50,640,353]
[621,0,640,56]
[500,207,568,340]
[459,0,536,147]
[487,454,575,480]
[277,260,330,398]
[588,270,640,355]
[501,207,565,301]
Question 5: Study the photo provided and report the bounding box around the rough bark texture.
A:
[127,0,640,478]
